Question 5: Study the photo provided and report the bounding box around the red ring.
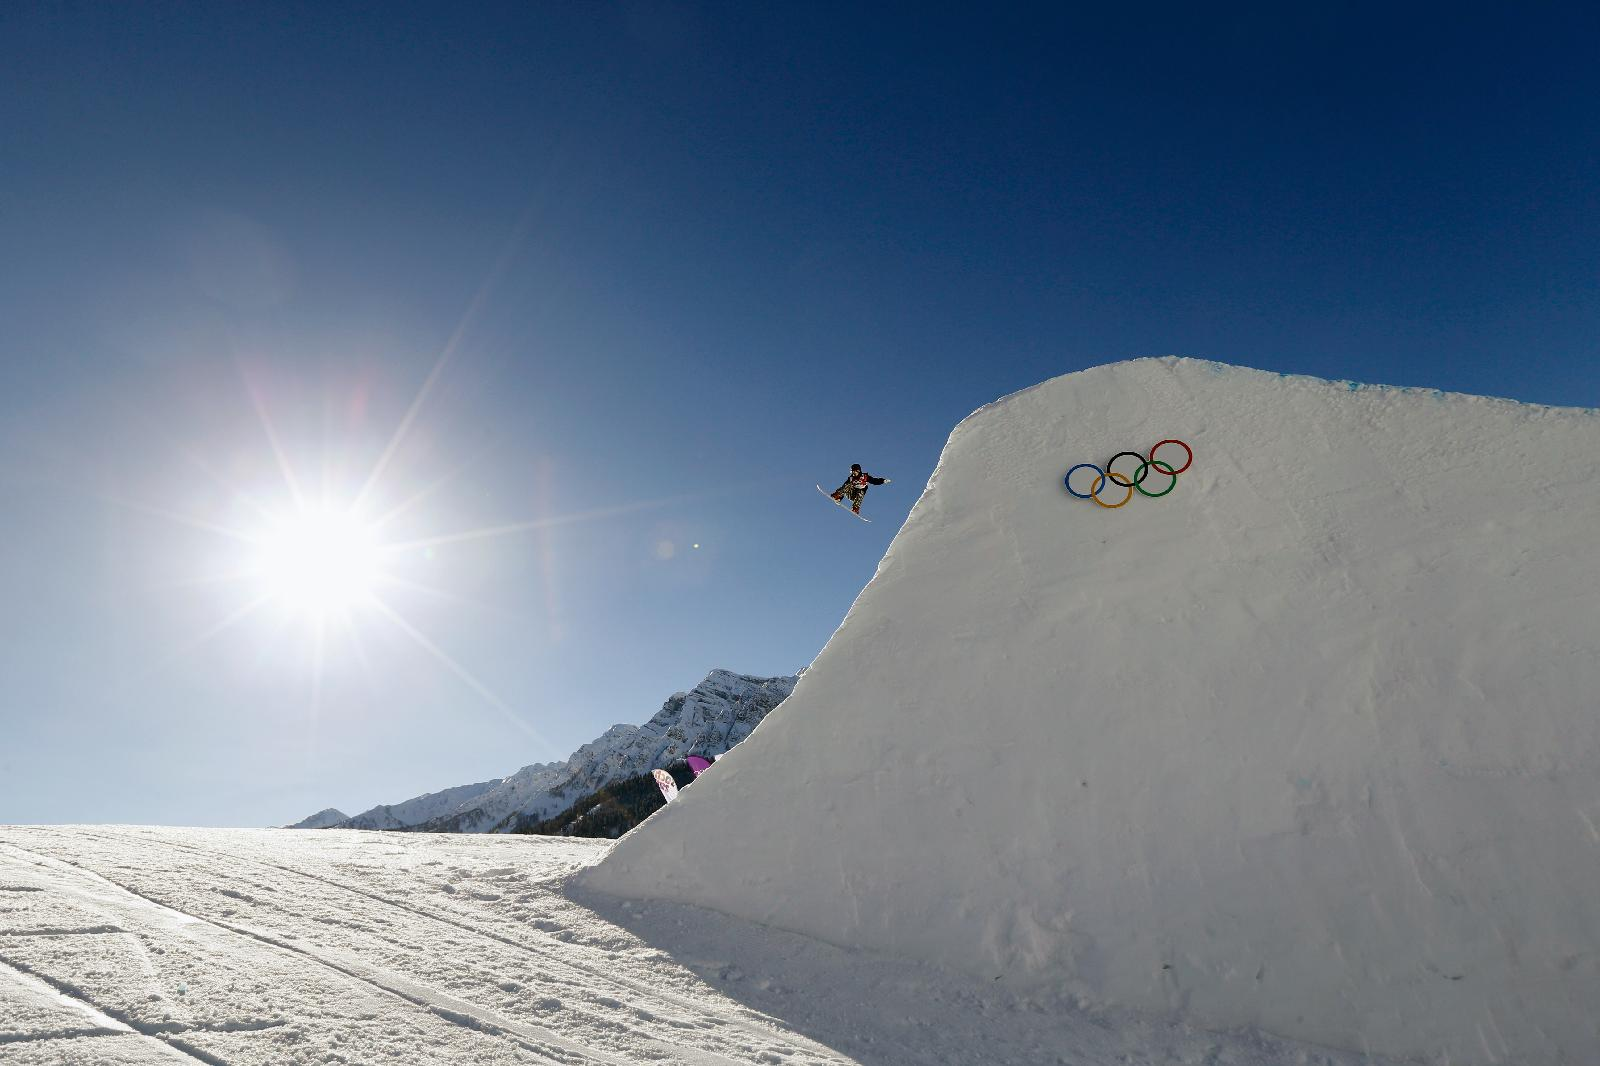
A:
[1149,439,1192,475]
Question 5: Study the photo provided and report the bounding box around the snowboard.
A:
[652,768,679,803]
[816,485,870,521]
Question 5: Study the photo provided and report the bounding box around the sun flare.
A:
[251,506,386,616]
[142,327,639,749]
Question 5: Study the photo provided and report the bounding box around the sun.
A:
[250,505,387,617]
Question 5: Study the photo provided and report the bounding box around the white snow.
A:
[0,825,1389,1065]
[584,358,1600,1064]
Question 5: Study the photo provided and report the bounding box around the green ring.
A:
[1133,458,1178,497]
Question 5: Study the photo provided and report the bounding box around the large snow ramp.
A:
[581,358,1600,1064]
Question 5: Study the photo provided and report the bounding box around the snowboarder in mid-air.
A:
[829,464,890,516]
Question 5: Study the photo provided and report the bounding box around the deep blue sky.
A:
[2,3,1596,826]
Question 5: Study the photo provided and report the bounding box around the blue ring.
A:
[1064,463,1104,499]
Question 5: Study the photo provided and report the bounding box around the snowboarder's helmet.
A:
[851,463,862,472]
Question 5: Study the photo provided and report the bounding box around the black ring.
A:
[1105,451,1149,486]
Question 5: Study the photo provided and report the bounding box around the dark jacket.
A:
[835,470,886,495]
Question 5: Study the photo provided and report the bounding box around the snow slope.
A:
[584,358,1600,1064]
[299,670,796,834]
[0,825,1389,1066]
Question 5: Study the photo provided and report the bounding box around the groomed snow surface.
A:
[0,826,1385,1065]
[586,359,1600,1065]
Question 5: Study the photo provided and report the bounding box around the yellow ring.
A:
[1089,470,1134,508]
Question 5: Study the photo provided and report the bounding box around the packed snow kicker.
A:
[586,357,1600,1064]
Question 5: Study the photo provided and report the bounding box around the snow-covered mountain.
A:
[298,669,796,834]
[418,670,797,833]
[585,359,1600,1065]
[282,807,347,830]
[337,779,503,831]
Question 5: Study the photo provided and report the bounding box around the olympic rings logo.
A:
[1064,440,1193,508]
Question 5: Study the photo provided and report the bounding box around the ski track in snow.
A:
[0,826,1393,1065]
[41,827,811,1061]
